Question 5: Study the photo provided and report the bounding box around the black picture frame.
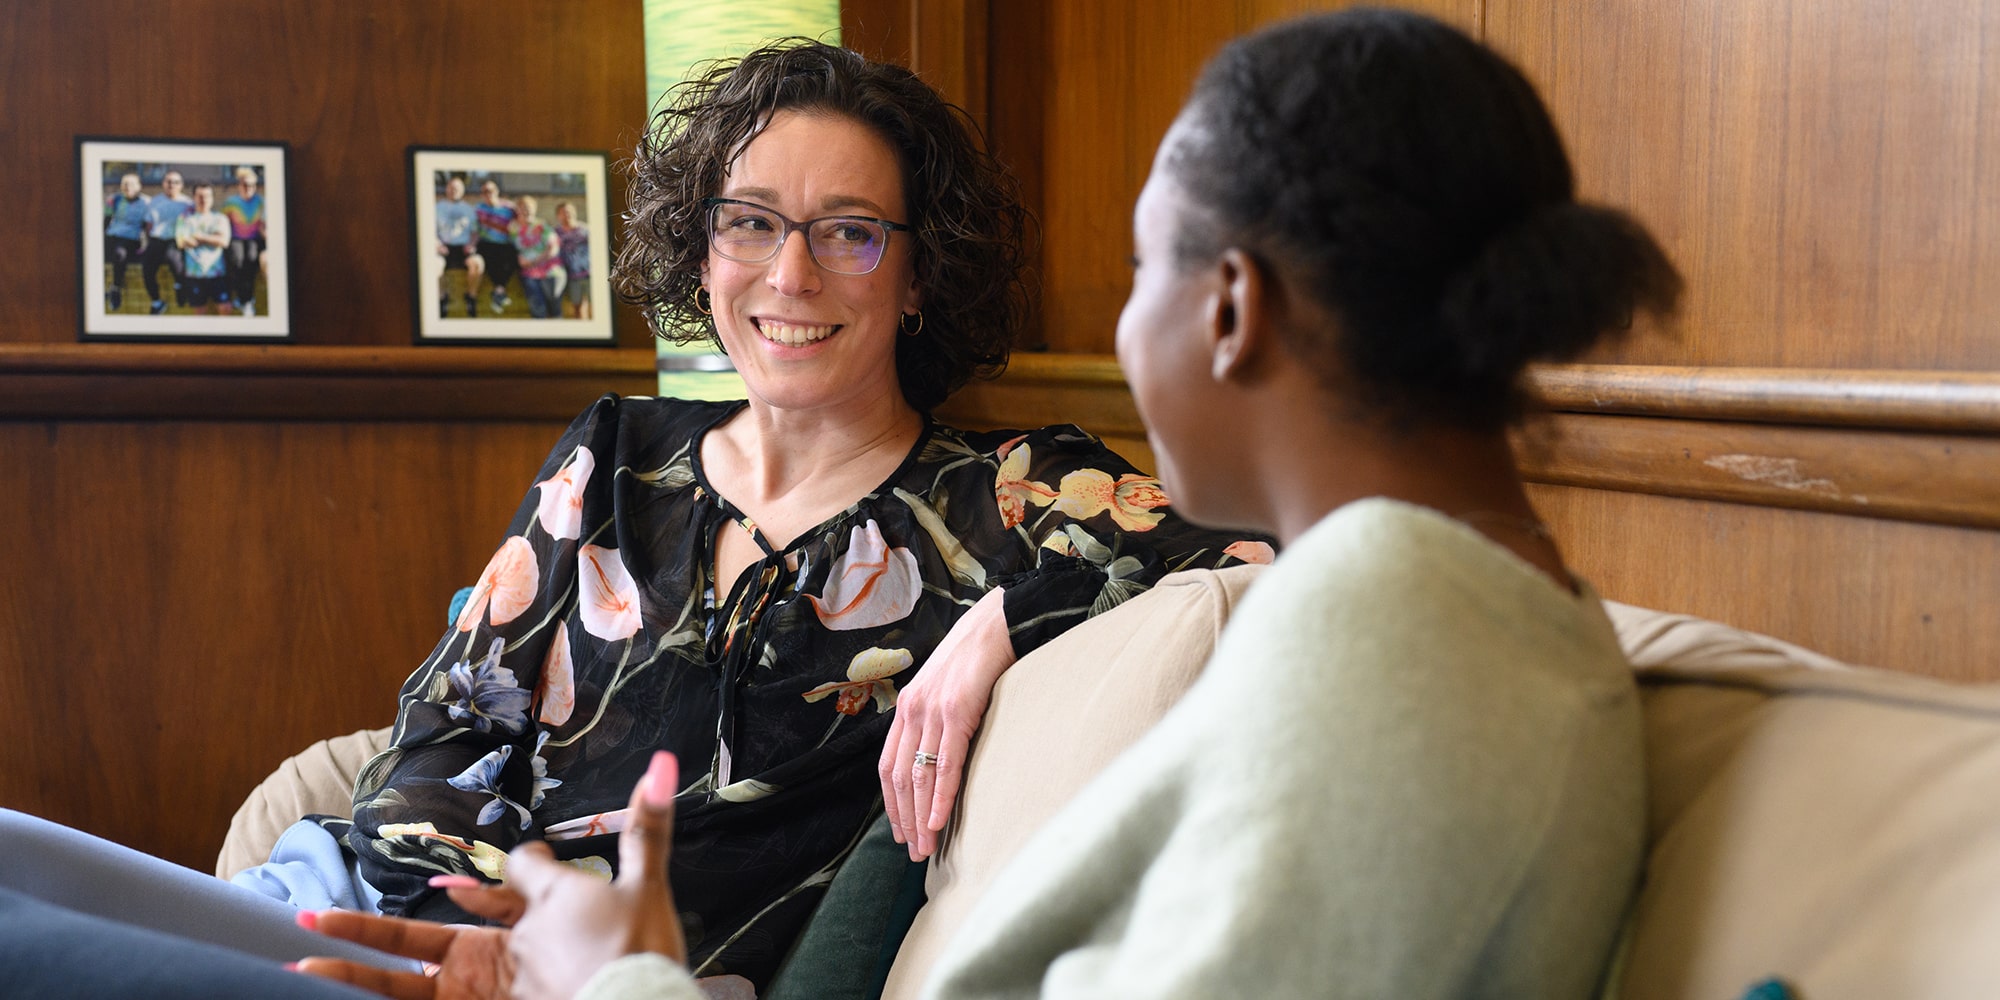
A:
[410,146,615,346]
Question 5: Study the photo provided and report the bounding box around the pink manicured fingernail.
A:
[429,874,481,889]
[294,910,318,931]
[283,962,299,972]
[644,751,679,808]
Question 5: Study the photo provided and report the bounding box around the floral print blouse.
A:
[346,395,1269,986]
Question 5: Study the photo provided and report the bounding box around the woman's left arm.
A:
[879,585,1013,860]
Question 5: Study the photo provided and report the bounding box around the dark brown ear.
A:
[1209,248,1271,383]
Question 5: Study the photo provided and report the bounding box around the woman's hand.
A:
[505,750,687,999]
[300,752,685,999]
[293,908,518,1000]
[880,586,1016,861]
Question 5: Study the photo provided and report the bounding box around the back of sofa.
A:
[1608,601,2000,1000]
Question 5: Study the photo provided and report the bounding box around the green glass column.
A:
[644,0,839,400]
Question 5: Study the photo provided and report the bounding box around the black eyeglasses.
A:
[704,197,912,276]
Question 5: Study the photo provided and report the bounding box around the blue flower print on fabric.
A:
[529,730,562,810]
[445,637,532,735]
[447,745,533,829]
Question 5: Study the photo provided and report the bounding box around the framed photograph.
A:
[78,137,290,342]
[410,147,615,346]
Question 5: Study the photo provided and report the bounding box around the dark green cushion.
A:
[763,811,928,1000]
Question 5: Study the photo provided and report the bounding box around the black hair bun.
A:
[1438,201,1683,387]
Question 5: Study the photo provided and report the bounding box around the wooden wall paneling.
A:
[842,0,988,124]
[990,0,1483,356]
[939,354,1141,430]
[1527,364,2000,433]
[1101,0,1310,350]
[1529,484,2000,683]
[1515,413,2000,530]
[1027,0,1227,355]
[1,0,648,349]
[913,0,990,127]
[843,0,915,65]
[1488,0,2000,370]
[985,0,1050,349]
[0,420,569,869]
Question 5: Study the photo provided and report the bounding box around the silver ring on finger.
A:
[913,750,939,767]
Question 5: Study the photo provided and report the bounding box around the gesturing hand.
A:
[506,751,687,999]
[293,905,520,1000]
[299,751,687,1000]
[880,586,1016,861]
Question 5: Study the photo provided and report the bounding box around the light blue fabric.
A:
[146,195,193,237]
[436,199,478,246]
[104,193,149,239]
[230,819,386,914]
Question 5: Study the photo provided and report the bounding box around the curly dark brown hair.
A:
[615,39,1031,412]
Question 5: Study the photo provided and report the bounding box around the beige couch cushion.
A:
[1607,601,2000,1000]
[214,726,391,879]
[880,565,1266,999]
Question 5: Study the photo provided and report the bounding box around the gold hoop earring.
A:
[693,287,712,315]
[900,310,924,336]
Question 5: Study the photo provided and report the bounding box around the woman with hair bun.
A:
[341,8,1682,999]
[931,9,1679,995]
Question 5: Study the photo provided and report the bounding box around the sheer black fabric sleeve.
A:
[980,424,1274,657]
[347,396,623,918]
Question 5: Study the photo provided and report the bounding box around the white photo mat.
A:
[411,147,615,345]
[79,138,290,340]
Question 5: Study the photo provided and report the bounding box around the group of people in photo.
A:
[103,164,593,324]
[434,174,593,320]
[102,165,266,317]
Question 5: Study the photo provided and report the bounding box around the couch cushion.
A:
[880,565,1265,999]
[1604,601,2000,1000]
[214,727,391,879]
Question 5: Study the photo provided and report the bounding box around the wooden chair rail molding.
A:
[1528,365,2000,434]
[11,346,1997,529]
[0,343,659,421]
[935,354,2000,532]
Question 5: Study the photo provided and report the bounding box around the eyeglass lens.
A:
[709,202,889,275]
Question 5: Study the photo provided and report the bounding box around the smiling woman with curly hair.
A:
[620,39,1031,413]
[328,35,1254,992]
